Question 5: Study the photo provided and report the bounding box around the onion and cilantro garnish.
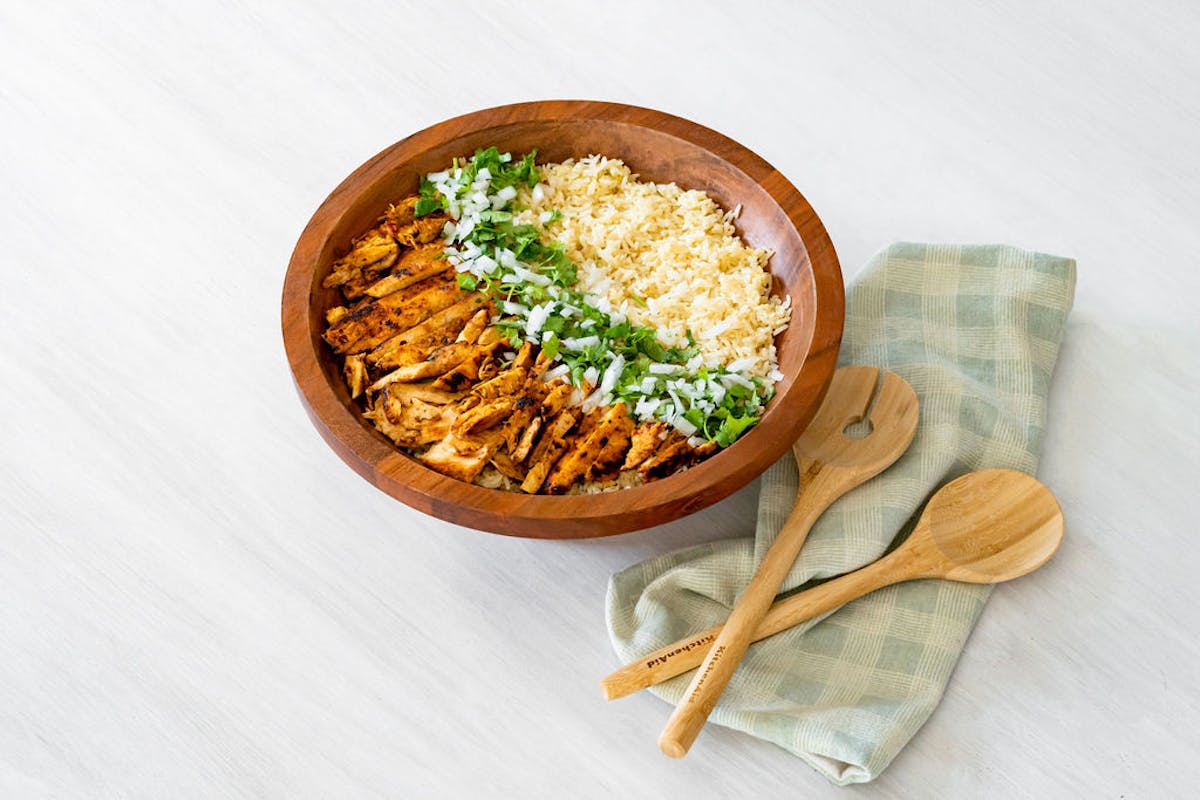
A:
[415,147,774,448]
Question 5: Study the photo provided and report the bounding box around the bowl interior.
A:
[285,102,842,537]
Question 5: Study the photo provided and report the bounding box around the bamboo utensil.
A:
[603,469,1064,703]
[657,366,920,758]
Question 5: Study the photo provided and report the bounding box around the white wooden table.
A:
[3,2,1198,796]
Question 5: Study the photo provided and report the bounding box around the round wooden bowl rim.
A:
[282,100,843,537]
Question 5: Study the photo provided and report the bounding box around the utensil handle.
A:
[657,492,838,758]
[603,554,903,701]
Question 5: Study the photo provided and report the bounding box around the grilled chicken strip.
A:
[343,354,368,399]
[376,391,454,448]
[622,421,669,470]
[489,451,527,482]
[520,411,581,493]
[322,232,399,291]
[427,313,497,392]
[367,294,489,370]
[585,410,638,483]
[509,416,542,463]
[381,383,464,405]
[638,433,696,481]
[363,243,453,299]
[502,381,571,455]
[544,404,634,494]
[369,341,484,390]
[380,197,419,236]
[419,436,492,483]
[393,216,447,249]
[453,397,516,437]
[324,272,465,354]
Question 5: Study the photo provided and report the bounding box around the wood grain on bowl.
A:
[281,100,843,537]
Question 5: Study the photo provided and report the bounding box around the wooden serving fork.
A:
[656,365,919,758]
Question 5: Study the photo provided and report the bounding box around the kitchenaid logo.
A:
[646,633,716,669]
[689,645,726,702]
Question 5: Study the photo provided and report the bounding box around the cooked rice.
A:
[516,155,791,378]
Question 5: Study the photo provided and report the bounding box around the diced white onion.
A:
[708,380,726,406]
[525,303,553,338]
[542,364,570,382]
[640,377,657,394]
[649,363,678,375]
[562,336,600,351]
[727,357,756,373]
[510,264,551,286]
[582,366,599,387]
[599,354,625,397]
[667,389,685,418]
[672,416,698,437]
[634,397,661,418]
[501,301,528,316]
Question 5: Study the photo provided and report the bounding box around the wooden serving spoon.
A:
[602,469,1064,705]
[657,365,920,758]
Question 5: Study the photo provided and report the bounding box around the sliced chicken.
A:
[419,436,492,483]
[393,216,447,249]
[369,341,482,391]
[520,411,580,493]
[324,272,465,354]
[545,404,634,494]
[638,433,696,481]
[380,197,419,236]
[322,232,399,291]
[343,354,368,399]
[363,243,453,299]
[622,421,669,470]
[367,294,488,370]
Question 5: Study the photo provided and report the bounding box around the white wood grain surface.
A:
[2,1,1198,797]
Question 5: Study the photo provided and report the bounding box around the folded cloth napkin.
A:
[606,242,1076,784]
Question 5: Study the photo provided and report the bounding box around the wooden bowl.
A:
[282,100,843,537]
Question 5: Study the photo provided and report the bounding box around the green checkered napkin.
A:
[606,243,1076,784]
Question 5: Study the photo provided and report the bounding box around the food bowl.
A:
[281,100,843,537]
